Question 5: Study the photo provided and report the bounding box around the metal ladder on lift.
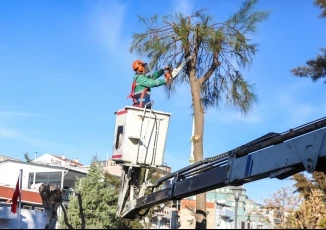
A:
[117,101,160,217]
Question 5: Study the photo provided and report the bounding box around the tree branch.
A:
[198,52,220,85]
[60,203,74,229]
[76,193,86,229]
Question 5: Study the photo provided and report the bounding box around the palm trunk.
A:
[190,79,207,229]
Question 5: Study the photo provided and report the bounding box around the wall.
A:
[0,203,47,229]
[0,161,64,189]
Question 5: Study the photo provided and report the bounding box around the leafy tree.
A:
[104,171,145,229]
[60,161,143,229]
[319,216,326,229]
[290,172,326,228]
[291,172,326,201]
[294,189,326,229]
[291,48,326,83]
[291,0,326,82]
[263,186,301,229]
[130,167,172,228]
[315,0,326,18]
[129,0,270,227]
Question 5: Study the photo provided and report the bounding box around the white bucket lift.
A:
[112,106,171,166]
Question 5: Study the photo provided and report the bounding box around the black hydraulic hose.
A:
[236,116,326,157]
[155,131,280,185]
[180,158,228,179]
[155,116,326,186]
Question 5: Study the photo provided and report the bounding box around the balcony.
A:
[217,209,234,218]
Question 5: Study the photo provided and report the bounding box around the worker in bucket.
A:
[127,60,171,108]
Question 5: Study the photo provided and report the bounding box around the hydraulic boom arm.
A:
[117,116,326,219]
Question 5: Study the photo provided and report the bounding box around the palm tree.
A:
[129,0,270,228]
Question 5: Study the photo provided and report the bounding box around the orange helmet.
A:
[132,60,147,73]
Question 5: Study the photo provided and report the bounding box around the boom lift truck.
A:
[111,59,326,227]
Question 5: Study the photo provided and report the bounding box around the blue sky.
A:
[0,0,325,204]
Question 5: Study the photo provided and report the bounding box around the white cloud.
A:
[171,0,194,16]
[0,127,79,152]
[88,0,128,52]
[206,107,262,125]
[87,0,141,83]
[204,79,326,128]
[0,128,19,138]
[265,81,326,127]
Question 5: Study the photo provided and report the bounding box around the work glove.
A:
[164,71,172,81]
[164,65,173,86]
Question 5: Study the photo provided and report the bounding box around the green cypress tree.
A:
[60,161,143,229]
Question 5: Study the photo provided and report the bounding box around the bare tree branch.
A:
[198,52,220,85]
[76,193,86,229]
[60,203,74,229]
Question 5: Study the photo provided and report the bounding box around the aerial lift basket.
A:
[112,106,171,166]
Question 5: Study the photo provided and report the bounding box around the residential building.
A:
[0,154,20,162]
[178,199,233,229]
[88,159,123,177]
[205,186,272,229]
[259,205,283,228]
[0,155,87,229]
[32,153,83,168]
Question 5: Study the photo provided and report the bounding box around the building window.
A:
[29,172,62,188]
[115,125,124,150]
[23,205,32,210]
[28,172,35,188]
[36,172,62,188]
[34,207,45,211]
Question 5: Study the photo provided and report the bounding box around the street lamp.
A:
[231,187,245,229]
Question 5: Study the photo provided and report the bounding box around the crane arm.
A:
[117,117,326,219]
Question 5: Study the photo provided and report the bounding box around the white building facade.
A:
[0,156,87,229]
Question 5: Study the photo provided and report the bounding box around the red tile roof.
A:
[51,155,83,166]
[181,199,215,209]
[0,185,42,205]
